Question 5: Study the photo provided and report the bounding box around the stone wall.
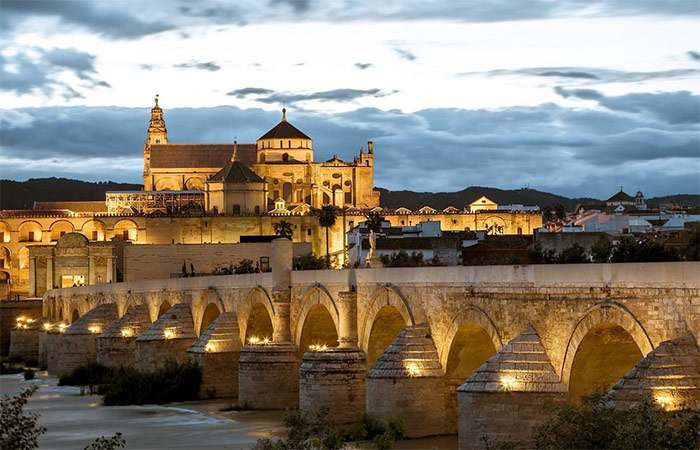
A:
[43,332,62,374]
[123,242,311,282]
[299,348,366,425]
[458,391,567,448]
[0,300,42,355]
[8,330,39,361]
[189,352,239,399]
[238,343,300,409]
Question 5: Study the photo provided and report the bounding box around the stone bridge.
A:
[24,240,699,447]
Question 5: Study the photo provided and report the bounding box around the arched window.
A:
[280,140,283,148]
[517,227,522,235]
[283,153,289,162]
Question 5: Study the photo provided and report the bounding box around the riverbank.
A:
[1,372,457,449]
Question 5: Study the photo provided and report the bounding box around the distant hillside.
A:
[377,187,599,210]
[1,178,697,211]
[0,178,142,210]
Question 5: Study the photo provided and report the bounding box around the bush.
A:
[380,250,424,267]
[236,259,255,274]
[556,243,588,264]
[84,432,125,450]
[0,386,46,450]
[102,360,201,406]
[293,253,326,271]
[531,392,700,449]
[22,369,35,380]
[58,361,113,387]
[24,358,39,368]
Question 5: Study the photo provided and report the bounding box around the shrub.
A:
[293,253,326,271]
[0,386,46,450]
[58,361,112,387]
[372,418,405,450]
[236,259,255,274]
[380,250,424,267]
[531,392,700,449]
[22,369,35,380]
[556,243,588,264]
[84,432,125,450]
[102,360,201,406]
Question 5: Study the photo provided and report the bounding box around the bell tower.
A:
[147,95,168,145]
[144,95,168,189]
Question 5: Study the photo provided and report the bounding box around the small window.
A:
[307,229,311,236]
[60,231,66,237]
[260,256,270,272]
[28,231,35,242]
[365,160,369,167]
[122,230,129,240]
[452,219,457,224]
[155,138,160,144]
[91,231,98,241]
[344,191,352,204]
[288,140,291,148]
[232,205,241,215]
[283,153,289,161]
[517,227,522,235]
[280,140,283,148]
[254,206,260,214]
[0,232,4,242]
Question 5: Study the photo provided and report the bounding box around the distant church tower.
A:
[143,95,168,189]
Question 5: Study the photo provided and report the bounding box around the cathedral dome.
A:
[256,108,313,163]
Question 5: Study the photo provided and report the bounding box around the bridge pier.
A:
[457,327,567,449]
[366,323,447,438]
[97,304,151,368]
[238,342,300,409]
[56,303,119,376]
[188,311,242,399]
[608,334,700,411]
[135,303,196,371]
[237,237,301,409]
[9,317,54,362]
[299,347,366,424]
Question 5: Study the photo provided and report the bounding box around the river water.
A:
[1,372,457,449]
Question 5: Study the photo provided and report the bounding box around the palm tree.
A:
[274,220,293,239]
[317,205,339,266]
[364,211,384,233]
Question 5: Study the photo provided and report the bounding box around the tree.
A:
[293,253,326,271]
[590,234,613,263]
[554,203,566,220]
[0,386,46,450]
[380,250,424,267]
[541,206,553,223]
[364,212,384,233]
[317,205,339,267]
[274,220,294,239]
[527,243,556,264]
[556,243,588,264]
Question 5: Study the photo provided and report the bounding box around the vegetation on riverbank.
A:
[58,360,202,405]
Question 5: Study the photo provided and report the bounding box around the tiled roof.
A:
[33,201,107,213]
[606,189,635,203]
[208,161,265,183]
[458,326,566,393]
[149,144,257,169]
[259,120,310,140]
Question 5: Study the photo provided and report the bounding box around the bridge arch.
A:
[196,289,225,336]
[561,301,653,401]
[241,287,275,344]
[361,285,416,367]
[118,293,139,317]
[295,285,340,356]
[441,305,503,373]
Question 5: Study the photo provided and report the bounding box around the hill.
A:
[377,187,599,211]
[1,178,697,212]
[0,178,142,210]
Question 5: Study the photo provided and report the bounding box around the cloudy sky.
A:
[1,0,699,199]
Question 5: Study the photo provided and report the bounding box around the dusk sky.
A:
[1,0,699,199]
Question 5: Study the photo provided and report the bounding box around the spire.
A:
[282,107,287,122]
[232,140,237,162]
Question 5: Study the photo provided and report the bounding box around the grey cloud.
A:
[554,86,605,101]
[458,67,700,84]
[227,87,274,98]
[1,1,171,39]
[230,88,395,104]
[174,61,221,71]
[140,64,154,70]
[555,87,700,124]
[268,0,312,14]
[3,95,698,198]
[393,48,416,61]
[688,51,700,61]
[355,63,373,70]
[0,46,110,99]
[538,71,599,79]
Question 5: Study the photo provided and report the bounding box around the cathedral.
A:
[138,97,379,215]
[0,97,541,299]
